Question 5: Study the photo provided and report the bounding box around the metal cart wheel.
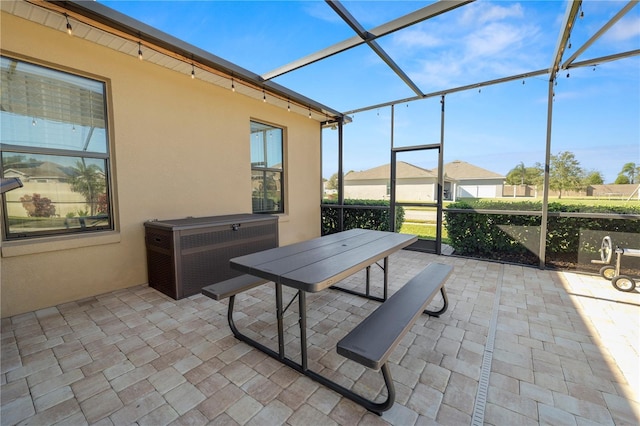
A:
[600,236,613,264]
[612,275,636,292]
[599,266,616,281]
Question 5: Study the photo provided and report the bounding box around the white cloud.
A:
[605,16,640,41]
[464,22,529,58]
[392,28,442,49]
[458,2,524,26]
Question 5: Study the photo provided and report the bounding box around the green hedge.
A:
[444,201,640,264]
[321,200,404,235]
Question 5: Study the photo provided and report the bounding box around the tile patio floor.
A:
[1,250,639,425]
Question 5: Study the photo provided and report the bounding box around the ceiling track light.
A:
[138,41,143,60]
[64,13,72,36]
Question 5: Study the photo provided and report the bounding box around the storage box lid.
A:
[144,214,277,230]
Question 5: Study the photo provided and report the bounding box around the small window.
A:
[1,56,113,239]
[250,121,283,214]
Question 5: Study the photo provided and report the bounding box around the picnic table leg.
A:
[299,290,308,371]
[365,266,371,297]
[383,257,389,301]
[223,281,397,415]
[276,283,285,358]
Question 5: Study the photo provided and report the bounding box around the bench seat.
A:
[338,262,452,370]
[202,274,268,301]
[333,262,452,414]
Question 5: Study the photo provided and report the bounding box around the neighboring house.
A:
[442,160,505,199]
[343,160,504,201]
[3,162,90,217]
[0,1,341,317]
[344,162,456,202]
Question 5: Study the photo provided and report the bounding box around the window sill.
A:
[1,231,121,257]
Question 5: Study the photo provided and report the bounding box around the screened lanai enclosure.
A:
[3,0,639,277]
[313,0,639,276]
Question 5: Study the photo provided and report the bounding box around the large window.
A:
[1,56,113,239]
[250,121,283,214]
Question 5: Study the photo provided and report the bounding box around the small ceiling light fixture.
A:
[191,63,195,79]
[138,41,143,61]
[287,99,291,112]
[263,89,267,103]
[308,106,312,119]
[231,76,235,92]
[65,13,73,36]
[32,117,37,126]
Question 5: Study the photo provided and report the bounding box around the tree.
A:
[615,174,630,184]
[69,161,106,216]
[549,151,583,198]
[509,162,526,185]
[583,170,604,185]
[326,172,339,190]
[505,162,543,186]
[619,162,639,184]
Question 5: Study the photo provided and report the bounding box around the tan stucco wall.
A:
[0,12,322,317]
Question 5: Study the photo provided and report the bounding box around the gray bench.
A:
[202,274,268,300]
[202,274,270,338]
[336,262,452,413]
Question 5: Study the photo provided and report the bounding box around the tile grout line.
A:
[471,264,504,426]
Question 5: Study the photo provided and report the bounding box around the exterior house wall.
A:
[344,178,436,201]
[344,179,388,200]
[0,13,322,317]
[396,180,435,202]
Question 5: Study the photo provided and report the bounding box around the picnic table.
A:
[203,229,451,414]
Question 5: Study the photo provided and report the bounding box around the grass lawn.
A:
[399,222,449,243]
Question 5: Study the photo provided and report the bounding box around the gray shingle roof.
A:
[344,160,504,181]
[437,160,504,180]
[345,162,437,180]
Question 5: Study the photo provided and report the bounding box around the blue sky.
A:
[101,1,639,183]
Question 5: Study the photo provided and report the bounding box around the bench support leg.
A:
[225,292,396,415]
[306,363,395,415]
[423,287,448,317]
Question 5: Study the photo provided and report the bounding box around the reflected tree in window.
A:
[69,160,106,216]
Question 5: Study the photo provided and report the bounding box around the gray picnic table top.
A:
[230,228,417,292]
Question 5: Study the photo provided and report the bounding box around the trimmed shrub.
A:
[444,200,640,267]
[321,199,404,235]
